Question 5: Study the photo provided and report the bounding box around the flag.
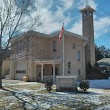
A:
[59,25,64,40]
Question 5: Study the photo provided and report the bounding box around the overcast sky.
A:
[34,0,110,49]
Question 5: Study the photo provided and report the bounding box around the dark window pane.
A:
[53,41,56,52]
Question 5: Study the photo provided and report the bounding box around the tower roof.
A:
[80,5,95,12]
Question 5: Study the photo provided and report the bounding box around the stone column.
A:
[52,64,55,82]
[41,64,44,82]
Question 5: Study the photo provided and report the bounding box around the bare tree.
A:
[0,0,43,88]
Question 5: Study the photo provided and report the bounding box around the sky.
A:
[33,0,110,49]
[0,0,110,49]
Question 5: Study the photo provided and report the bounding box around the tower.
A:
[80,5,95,66]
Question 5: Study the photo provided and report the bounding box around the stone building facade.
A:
[9,5,95,82]
[10,31,87,82]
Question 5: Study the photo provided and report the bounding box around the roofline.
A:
[34,59,62,64]
[80,5,95,12]
[10,30,49,44]
[49,30,88,41]
[10,30,88,44]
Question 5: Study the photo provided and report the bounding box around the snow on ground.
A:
[0,79,110,110]
[1,90,109,110]
[2,79,110,89]
[96,104,110,110]
[2,82,41,86]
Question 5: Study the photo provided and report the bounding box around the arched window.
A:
[84,11,87,16]
[89,11,92,16]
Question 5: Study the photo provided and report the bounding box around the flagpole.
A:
[62,23,64,76]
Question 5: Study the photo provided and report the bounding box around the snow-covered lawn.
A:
[0,79,110,110]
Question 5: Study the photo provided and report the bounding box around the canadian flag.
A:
[59,25,64,40]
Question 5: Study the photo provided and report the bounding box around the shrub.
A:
[44,80,53,93]
[79,80,89,92]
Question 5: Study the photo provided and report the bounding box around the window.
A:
[53,41,56,52]
[78,50,80,61]
[73,44,75,49]
[84,11,87,16]
[89,11,92,16]
[21,70,26,73]
[68,62,71,73]
[16,70,26,73]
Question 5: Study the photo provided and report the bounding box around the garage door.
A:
[15,61,26,80]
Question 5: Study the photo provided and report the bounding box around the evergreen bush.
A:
[79,80,89,92]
